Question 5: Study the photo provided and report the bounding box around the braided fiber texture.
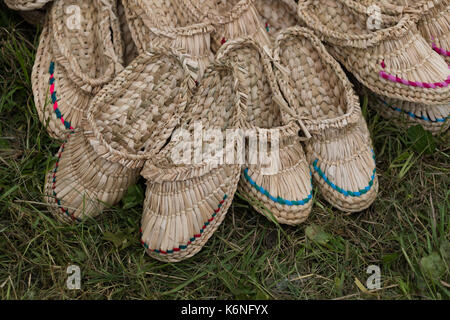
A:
[368,90,450,135]
[117,0,139,66]
[358,0,449,63]
[45,47,196,222]
[85,47,196,169]
[418,0,450,64]
[253,0,300,38]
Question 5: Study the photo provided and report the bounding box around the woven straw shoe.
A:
[179,0,271,52]
[274,27,378,213]
[121,0,214,79]
[139,50,244,262]
[297,0,449,106]
[345,1,450,134]
[45,131,140,223]
[215,38,313,225]
[5,0,52,10]
[45,47,196,223]
[369,91,450,135]
[32,0,124,140]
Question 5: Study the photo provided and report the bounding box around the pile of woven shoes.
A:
[5,0,449,262]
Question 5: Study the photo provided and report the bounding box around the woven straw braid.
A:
[179,0,272,52]
[5,0,51,11]
[85,47,196,169]
[142,166,240,262]
[122,0,214,80]
[274,27,378,212]
[117,0,139,66]
[140,58,242,262]
[297,0,420,47]
[44,131,140,223]
[297,0,449,106]
[238,139,313,225]
[273,27,361,133]
[31,0,124,140]
[213,37,313,224]
[306,116,379,213]
[367,90,450,135]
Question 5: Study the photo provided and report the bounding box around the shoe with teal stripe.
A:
[371,93,449,136]
[274,27,378,213]
[219,38,314,225]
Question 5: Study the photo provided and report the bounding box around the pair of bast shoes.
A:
[14,0,447,262]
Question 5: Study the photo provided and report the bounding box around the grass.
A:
[0,3,449,300]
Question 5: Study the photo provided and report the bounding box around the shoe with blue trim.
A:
[370,91,449,135]
[274,27,379,213]
[219,37,314,225]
